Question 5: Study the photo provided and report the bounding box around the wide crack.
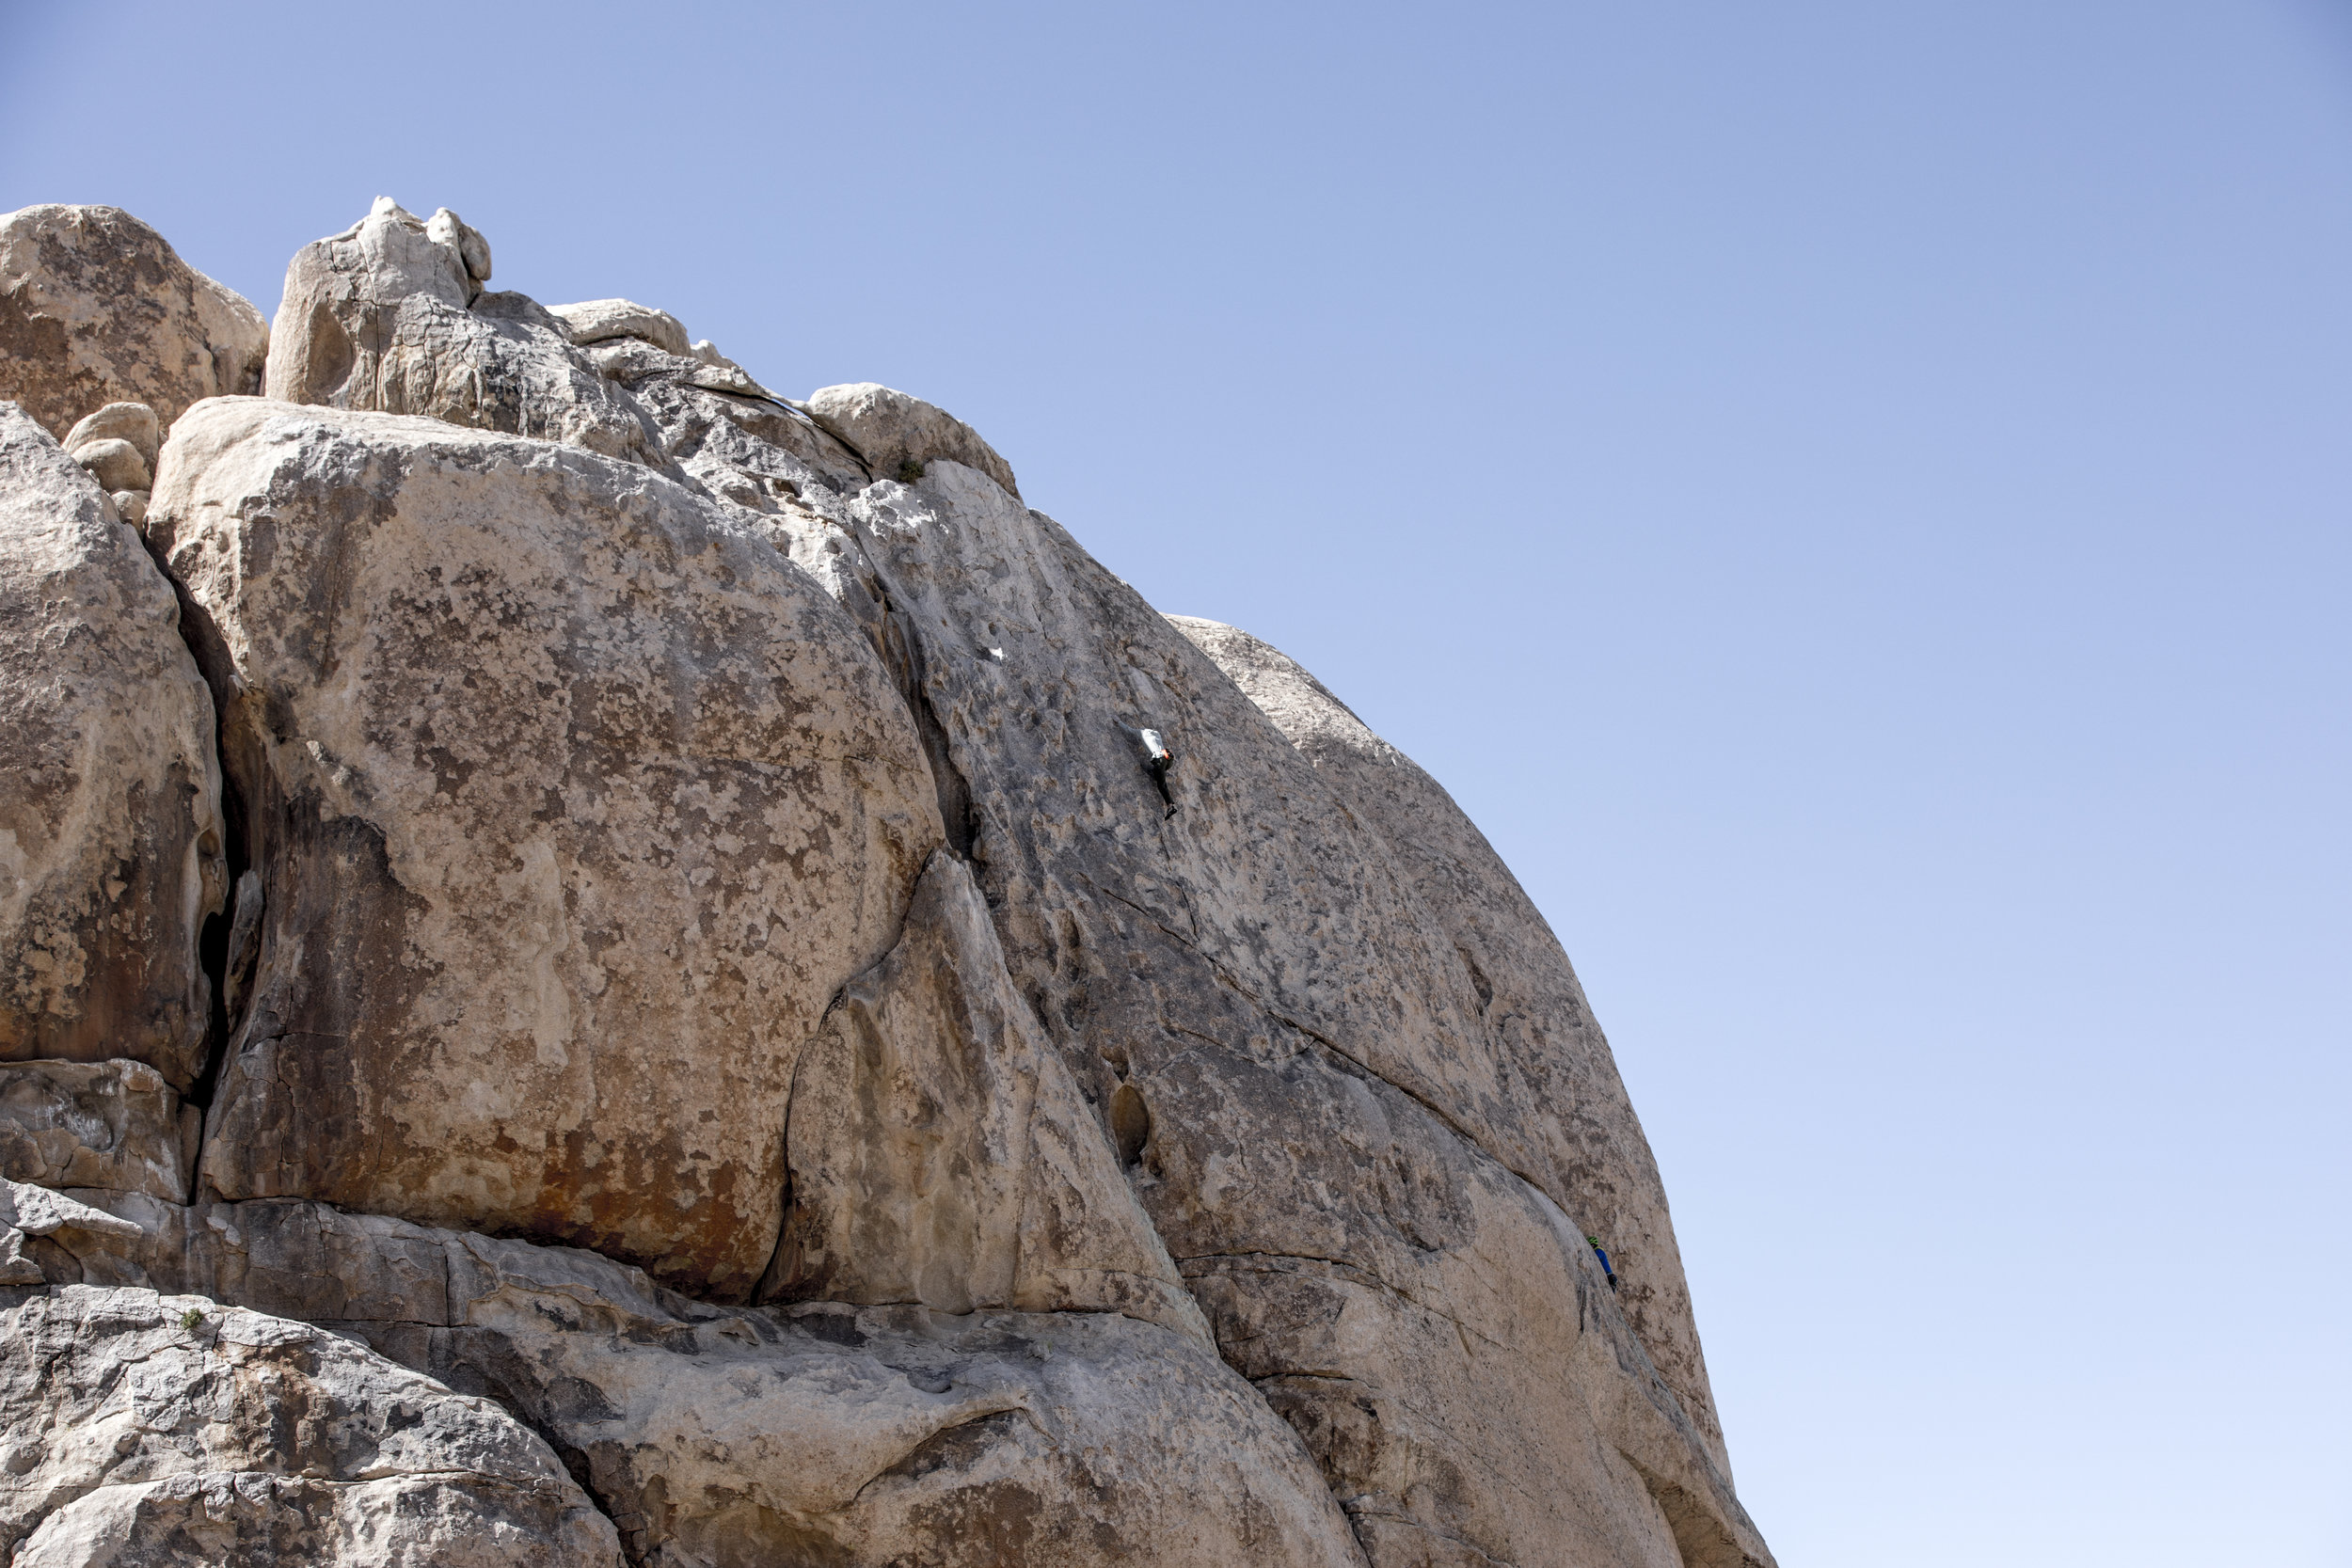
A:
[135,523,249,1128]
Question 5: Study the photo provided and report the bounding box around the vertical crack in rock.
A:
[138,527,248,1123]
[875,590,978,861]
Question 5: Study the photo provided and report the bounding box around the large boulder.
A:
[0,1285,623,1567]
[34,1193,1371,1568]
[548,297,691,356]
[0,194,1778,1568]
[264,199,660,464]
[151,398,945,1299]
[804,382,1021,497]
[0,405,225,1089]
[0,206,267,441]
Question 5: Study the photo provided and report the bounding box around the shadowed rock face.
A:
[0,405,224,1088]
[151,399,943,1300]
[0,206,267,441]
[0,199,1774,1568]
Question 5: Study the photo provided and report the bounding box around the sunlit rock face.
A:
[0,198,1775,1568]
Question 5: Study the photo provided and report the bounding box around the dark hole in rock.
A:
[1110,1083,1151,1169]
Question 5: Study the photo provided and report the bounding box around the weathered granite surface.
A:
[0,198,1774,1568]
[0,1058,196,1201]
[0,206,267,441]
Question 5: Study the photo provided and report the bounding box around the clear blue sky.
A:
[8,5,2347,1563]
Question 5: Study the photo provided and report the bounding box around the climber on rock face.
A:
[1587,1235,1619,1292]
[1139,728,1177,818]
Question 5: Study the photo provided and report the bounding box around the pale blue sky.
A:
[8,5,2347,1563]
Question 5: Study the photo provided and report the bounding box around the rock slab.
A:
[773,850,1209,1338]
[0,1058,195,1201]
[1172,613,1727,1469]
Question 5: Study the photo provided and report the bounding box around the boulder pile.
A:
[0,199,1775,1568]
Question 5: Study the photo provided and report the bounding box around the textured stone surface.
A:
[0,201,1776,1568]
[153,398,944,1298]
[0,1059,194,1200]
[615,347,874,501]
[548,298,691,356]
[0,205,268,440]
[264,201,660,464]
[37,1193,1369,1568]
[0,405,224,1088]
[1172,614,1725,1472]
[772,850,1210,1339]
[0,1177,140,1283]
[0,1285,623,1567]
[801,458,1767,1566]
[804,382,1020,496]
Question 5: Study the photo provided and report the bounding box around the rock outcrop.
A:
[0,198,1775,1568]
[0,405,224,1088]
[0,207,269,442]
[264,199,658,464]
[789,457,1766,1566]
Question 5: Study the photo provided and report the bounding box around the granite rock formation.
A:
[0,198,1774,1568]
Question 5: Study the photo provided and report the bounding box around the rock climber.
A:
[1139,727,1177,818]
[1587,1235,1619,1292]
